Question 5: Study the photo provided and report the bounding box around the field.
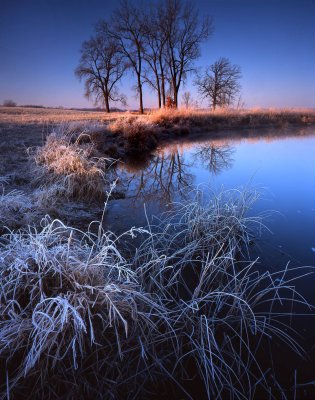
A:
[1,106,315,399]
[1,105,315,125]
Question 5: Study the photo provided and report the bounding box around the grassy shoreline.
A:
[2,106,315,161]
[1,105,314,126]
[1,187,312,399]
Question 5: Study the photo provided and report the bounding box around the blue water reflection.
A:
[108,126,315,273]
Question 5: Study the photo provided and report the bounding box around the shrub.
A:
[3,99,17,107]
[109,116,157,153]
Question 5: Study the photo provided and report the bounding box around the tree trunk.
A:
[138,75,144,114]
[161,74,166,107]
[104,95,110,113]
[159,57,166,107]
[171,78,178,108]
[156,77,161,108]
[173,84,178,108]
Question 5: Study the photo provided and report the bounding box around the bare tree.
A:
[142,4,170,108]
[162,0,212,108]
[181,91,192,109]
[75,30,127,113]
[103,0,146,114]
[195,57,242,110]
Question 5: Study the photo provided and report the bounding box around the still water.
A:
[108,126,315,271]
[105,126,315,396]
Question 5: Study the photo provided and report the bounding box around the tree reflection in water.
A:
[193,143,235,174]
[119,150,194,205]
[118,142,234,206]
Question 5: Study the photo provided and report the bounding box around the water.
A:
[107,126,315,269]
[105,125,315,397]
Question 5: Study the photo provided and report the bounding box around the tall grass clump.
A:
[0,218,170,399]
[33,124,116,201]
[0,188,313,399]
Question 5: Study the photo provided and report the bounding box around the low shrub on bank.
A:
[0,188,312,399]
[109,116,158,153]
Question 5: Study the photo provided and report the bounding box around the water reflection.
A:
[119,150,194,205]
[118,142,234,205]
[193,143,234,174]
[105,127,315,398]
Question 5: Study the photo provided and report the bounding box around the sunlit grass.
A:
[32,124,116,201]
[0,106,314,126]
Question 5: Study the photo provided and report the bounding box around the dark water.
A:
[105,126,315,397]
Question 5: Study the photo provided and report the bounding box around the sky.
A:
[0,0,314,109]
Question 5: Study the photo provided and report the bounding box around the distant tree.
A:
[75,28,127,113]
[195,57,242,110]
[181,91,192,109]
[3,99,17,107]
[103,0,147,114]
[161,0,212,108]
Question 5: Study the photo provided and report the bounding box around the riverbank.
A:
[1,107,315,230]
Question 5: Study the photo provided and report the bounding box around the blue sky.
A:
[0,0,314,109]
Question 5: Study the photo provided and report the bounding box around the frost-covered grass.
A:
[0,188,313,399]
[0,179,33,231]
[33,124,116,201]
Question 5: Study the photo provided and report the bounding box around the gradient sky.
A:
[1,0,314,109]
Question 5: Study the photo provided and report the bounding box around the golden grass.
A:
[0,106,128,124]
[1,106,314,126]
[33,130,114,200]
[147,107,315,128]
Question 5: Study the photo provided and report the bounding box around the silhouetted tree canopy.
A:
[75,26,127,113]
[162,0,212,108]
[100,0,147,114]
[76,0,244,113]
[195,57,242,110]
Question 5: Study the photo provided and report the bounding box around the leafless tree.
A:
[75,30,127,113]
[181,91,192,109]
[142,7,168,108]
[195,57,242,110]
[161,0,212,108]
[103,0,146,114]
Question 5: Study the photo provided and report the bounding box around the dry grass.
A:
[108,115,158,153]
[0,187,313,399]
[0,106,128,125]
[104,107,315,154]
[32,124,116,201]
[1,106,314,128]
[148,107,315,130]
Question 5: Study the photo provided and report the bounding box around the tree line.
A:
[75,0,242,113]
